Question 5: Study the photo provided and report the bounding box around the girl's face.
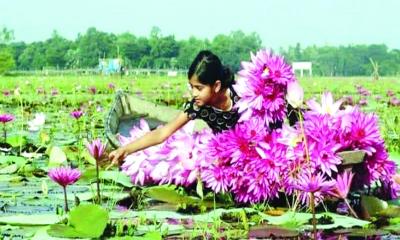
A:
[188,75,218,107]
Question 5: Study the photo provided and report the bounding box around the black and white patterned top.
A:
[183,87,240,134]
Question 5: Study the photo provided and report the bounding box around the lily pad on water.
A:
[0,155,27,166]
[0,214,60,225]
[47,204,109,238]
[6,135,27,148]
[48,146,67,167]
[0,163,18,174]
[260,211,370,230]
[100,170,134,188]
[361,195,388,219]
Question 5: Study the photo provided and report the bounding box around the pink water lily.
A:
[86,138,106,160]
[0,114,14,123]
[86,138,107,203]
[48,167,81,187]
[70,110,83,119]
[48,166,81,212]
[307,92,343,116]
[329,170,354,199]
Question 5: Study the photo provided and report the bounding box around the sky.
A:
[1,0,400,50]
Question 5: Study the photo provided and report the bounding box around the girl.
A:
[109,50,240,165]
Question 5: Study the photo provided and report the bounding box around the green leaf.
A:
[7,135,27,147]
[0,155,27,166]
[361,195,388,218]
[0,163,18,174]
[48,146,67,167]
[48,204,109,238]
[146,185,200,205]
[69,204,109,237]
[0,214,60,226]
[99,170,134,187]
[196,176,203,199]
[81,151,96,165]
[260,211,369,230]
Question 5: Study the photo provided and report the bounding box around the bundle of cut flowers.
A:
[120,49,399,206]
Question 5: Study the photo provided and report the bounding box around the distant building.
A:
[292,62,312,77]
[98,58,122,74]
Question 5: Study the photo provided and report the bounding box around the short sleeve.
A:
[183,99,199,120]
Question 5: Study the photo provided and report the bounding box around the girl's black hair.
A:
[188,50,234,89]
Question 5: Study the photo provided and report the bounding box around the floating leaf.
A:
[0,214,60,225]
[361,195,388,219]
[48,146,67,167]
[146,185,199,205]
[48,204,109,238]
[7,135,27,148]
[99,170,134,187]
[0,163,18,174]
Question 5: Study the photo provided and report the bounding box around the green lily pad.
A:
[0,155,27,166]
[145,185,200,205]
[361,195,388,218]
[260,211,369,230]
[0,214,60,225]
[48,146,67,167]
[100,170,134,188]
[7,135,27,147]
[48,204,109,238]
[0,163,18,174]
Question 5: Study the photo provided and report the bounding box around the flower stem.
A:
[2,123,6,142]
[63,186,69,212]
[344,198,358,218]
[96,160,101,204]
[310,192,317,240]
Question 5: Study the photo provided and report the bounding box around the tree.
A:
[76,27,116,67]
[0,27,16,74]
[44,30,72,68]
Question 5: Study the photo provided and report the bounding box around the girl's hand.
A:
[108,147,128,167]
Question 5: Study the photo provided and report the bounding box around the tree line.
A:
[1,26,400,76]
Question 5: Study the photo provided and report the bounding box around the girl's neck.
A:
[210,88,232,111]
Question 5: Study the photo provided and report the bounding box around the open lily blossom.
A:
[27,113,46,131]
[48,167,81,212]
[329,171,354,199]
[0,113,15,123]
[120,119,213,186]
[295,170,335,206]
[306,92,343,116]
[233,49,296,126]
[48,167,81,187]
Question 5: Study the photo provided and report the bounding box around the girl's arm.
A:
[109,112,190,165]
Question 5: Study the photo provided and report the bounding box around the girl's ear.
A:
[214,80,221,93]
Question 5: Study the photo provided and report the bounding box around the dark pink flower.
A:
[0,114,14,123]
[86,138,106,160]
[70,110,83,119]
[48,167,81,187]
[88,86,97,94]
[329,170,354,199]
[2,90,11,97]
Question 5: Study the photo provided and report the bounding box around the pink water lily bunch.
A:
[233,49,296,127]
[48,167,81,212]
